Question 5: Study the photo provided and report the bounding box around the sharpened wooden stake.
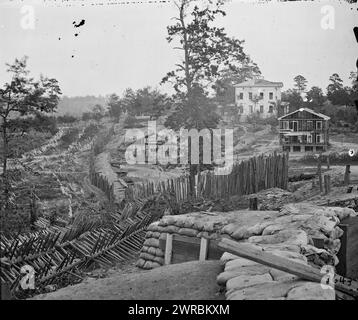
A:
[199,237,209,261]
[344,165,351,186]
[164,233,173,265]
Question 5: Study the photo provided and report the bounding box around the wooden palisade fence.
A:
[125,152,289,203]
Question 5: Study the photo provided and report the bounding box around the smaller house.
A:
[278,108,330,153]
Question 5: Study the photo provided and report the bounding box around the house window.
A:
[260,105,264,113]
[316,134,324,144]
[260,92,264,99]
[307,121,313,130]
[238,92,243,100]
[269,92,273,100]
[249,105,253,113]
[249,92,253,100]
[239,105,244,113]
[283,121,289,129]
[307,134,312,143]
[268,105,273,113]
[316,121,322,130]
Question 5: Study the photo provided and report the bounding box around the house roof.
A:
[278,107,331,121]
[234,79,283,88]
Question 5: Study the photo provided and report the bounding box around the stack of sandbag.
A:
[136,204,356,270]
[136,228,164,269]
[218,252,335,300]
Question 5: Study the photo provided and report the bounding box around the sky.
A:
[0,0,357,97]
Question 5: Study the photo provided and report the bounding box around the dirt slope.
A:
[32,261,225,300]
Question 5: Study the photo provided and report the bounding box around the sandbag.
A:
[178,228,199,237]
[217,265,272,285]
[286,282,335,300]
[139,252,157,261]
[163,225,180,234]
[226,273,273,297]
[136,258,145,268]
[227,280,303,300]
[143,238,160,248]
[248,229,308,246]
[224,258,259,271]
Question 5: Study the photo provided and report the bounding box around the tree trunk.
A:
[1,117,9,198]
[179,1,192,96]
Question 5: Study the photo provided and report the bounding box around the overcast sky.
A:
[0,0,357,97]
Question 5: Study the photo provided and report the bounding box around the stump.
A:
[249,197,258,210]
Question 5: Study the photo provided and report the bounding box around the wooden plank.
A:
[164,233,173,265]
[199,237,209,261]
[217,238,358,298]
[337,217,358,279]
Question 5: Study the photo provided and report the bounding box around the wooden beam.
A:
[199,237,209,261]
[164,233,173,265]
[218,238,358,298]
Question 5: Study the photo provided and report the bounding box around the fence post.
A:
[317,154,323,193]
[344,165,351,185]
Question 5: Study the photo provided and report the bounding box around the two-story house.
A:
[278,108,330,152]
[234,78,283,122]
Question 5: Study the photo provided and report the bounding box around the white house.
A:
[234,78,283,122]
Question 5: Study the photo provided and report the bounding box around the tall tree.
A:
[0,57,61,195]
[327,73,350,106]
[293,75,308,93]
[281,89,303,112]
[107,93,123,122]
[92,104,105,123]
[305,86,326,111]
[162,0,259,130]
[161,0,259,98]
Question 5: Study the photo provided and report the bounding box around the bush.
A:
[123,114,137,128]
[59,127,80,148]
[57,114,78,124]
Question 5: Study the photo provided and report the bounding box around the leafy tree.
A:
[305,86,326,110]
[56,113,77,124]
[281,89,303,112]
[92,104,105,122]
[161,0,259,97]
[165,85,219,131]
[82,112,92,121]
[293,75,308,93]
[121,88,136,114]
[131,87,172,117]
[348,71,358,111]
[326,73,350,106]
[162,0,259,129]
[107,93,123,122]
[117,87,171,118]
[0,57,61,194]
[213,67,261,106]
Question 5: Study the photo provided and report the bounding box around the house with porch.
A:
[278,108,330,152]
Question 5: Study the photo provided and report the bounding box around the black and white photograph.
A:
[0,0,357,303]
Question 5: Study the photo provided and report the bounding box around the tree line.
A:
[282,73,357,126]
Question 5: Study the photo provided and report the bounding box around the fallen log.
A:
[218,238,358,299]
